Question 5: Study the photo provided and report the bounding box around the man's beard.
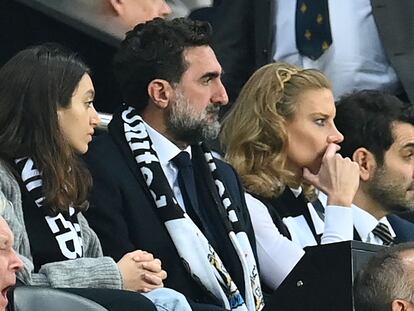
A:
[367,165,414,214]
[167,91,221,145]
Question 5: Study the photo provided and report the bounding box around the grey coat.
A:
[0,161,123,289]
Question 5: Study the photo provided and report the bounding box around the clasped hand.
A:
[117,250,167,292]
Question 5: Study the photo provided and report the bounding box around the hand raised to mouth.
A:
[302,143,360,207]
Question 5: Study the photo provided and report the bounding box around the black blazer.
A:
[387,214,414,243]
[83,112,258,306]
[212,0,414,104]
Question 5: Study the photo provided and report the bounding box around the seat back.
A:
[8,287,108,311]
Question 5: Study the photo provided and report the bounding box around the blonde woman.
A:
[221,62,360,290]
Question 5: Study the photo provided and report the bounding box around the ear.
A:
[148,79,174,110]
[108,0,124,16]
[352,147,377,182]
[391,299,412,311]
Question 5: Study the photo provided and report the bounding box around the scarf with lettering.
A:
[14,157,83,270]
[120,105,264,311]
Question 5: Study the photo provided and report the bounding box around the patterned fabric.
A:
[14,157,83,268]
[121,105,264,311]
[372,222,394,246]
[295,0,332,59]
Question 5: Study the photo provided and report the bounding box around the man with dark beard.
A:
[333,90,414,245]
[84,18,265,311]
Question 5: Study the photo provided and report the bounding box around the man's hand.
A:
[117,250,167,293]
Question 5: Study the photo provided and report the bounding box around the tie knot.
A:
[372,222,394,246]
[172,152,192,169]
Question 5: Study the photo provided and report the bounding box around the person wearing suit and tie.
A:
[212,0,414,109]
[333,90,414,245]
[84,17,265,311]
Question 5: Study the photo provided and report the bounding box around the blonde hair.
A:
[221,62,331,199]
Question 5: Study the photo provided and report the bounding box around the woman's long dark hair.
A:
[0,43,92,215]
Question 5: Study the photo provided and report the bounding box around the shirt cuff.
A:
[321,205,353,244]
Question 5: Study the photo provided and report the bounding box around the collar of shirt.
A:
[289,186,326,238]
[143,120,191,210]
[352,204,396,244]
[143,120,192,164]
[289,186,302,198]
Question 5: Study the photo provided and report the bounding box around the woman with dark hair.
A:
[0,43,190,311]
[220,62,361,290]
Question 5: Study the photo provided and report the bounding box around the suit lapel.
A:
[273,188,321,243]
[191,145,234,233]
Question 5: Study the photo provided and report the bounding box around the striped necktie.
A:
[372,222,394,246]
[295,0,332,60]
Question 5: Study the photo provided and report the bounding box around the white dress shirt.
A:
[144,121,191,212]
[317,192,396,245]
[245,188,353,290]
[352,205,396,245]
[274,0,401,99]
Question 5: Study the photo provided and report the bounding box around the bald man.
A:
[0,194,23,311]
[85,0,171,39]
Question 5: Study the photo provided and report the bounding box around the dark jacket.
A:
[84,109,258,306]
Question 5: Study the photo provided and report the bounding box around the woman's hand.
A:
[117,250,167,293]
[303,143,360,207]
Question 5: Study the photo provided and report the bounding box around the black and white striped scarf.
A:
[121,105,264,311]
[15,157,83,260]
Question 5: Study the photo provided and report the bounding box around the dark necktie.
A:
[372,222,394,246]
[295,0,332,60]
[172,152,202,226]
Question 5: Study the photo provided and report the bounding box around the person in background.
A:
[0,193,23,311]
[220,62,360,289]
[332,90,414,245]
[0,43,191,311]
[354,242,414,311]
[84,0,172,39]
[212,1,414,113]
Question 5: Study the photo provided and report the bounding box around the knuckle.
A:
[125,253,133,259]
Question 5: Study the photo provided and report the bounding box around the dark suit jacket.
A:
[212,0,414,104]
[387,214,414,243]
[83,111,258,306]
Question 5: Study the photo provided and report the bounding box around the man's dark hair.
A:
[354,242,414,311]
[113,17,212,112]
[335,90,414,164]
